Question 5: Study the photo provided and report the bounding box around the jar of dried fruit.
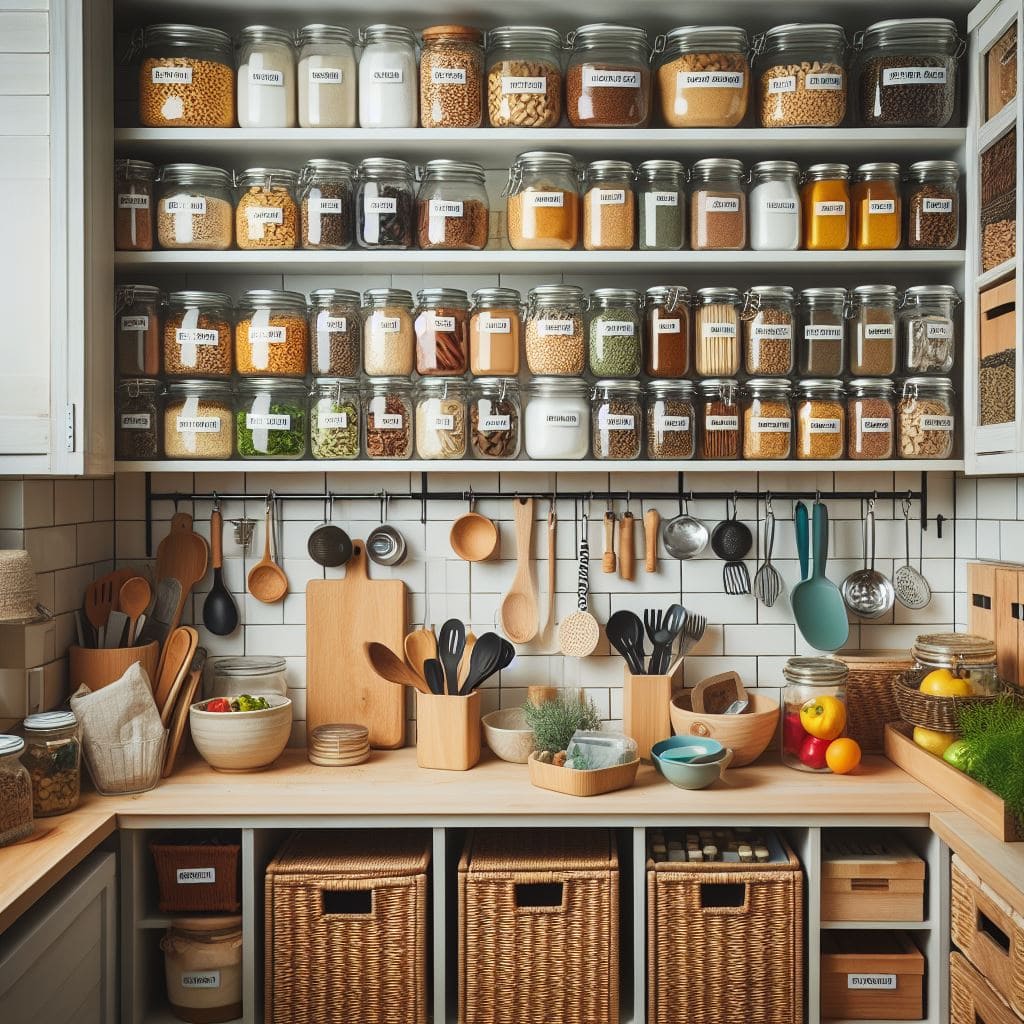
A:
[0,735,32,847]
[416,377,469,460]
[156,163,234,250]
[849,285,898,376]
[310,378,360,461]
[742,285,795,376]
[115,159,155,251]
[163,380,234,460]
[798,287,847,377]
[356,157,417,249]
[416,160,489,250]
[116,378,161,461]
[235,378,308,460]
[690,158,747,251]
[420,24,484,128]
[415,288,470,376]
[644,286,691,378]
[801,163,851,250]
[505,150,581,251]
[591,379,643,461]
[309,288,361,377]
[905,161,960,249]
[566,23,652,127]
[362,288,415,376]
[163,290,233,379]
[486,26,563,128]
[470,288,522,376]
[298,159,354,250]
[22,711,81,817]
[795,379,846,460]
[646,380,696,460]
[116,284,162,377]
[899,284,959,374]
[470,377,521,460]
[582,160,636,251]
[235,167,299,250]
[852,162,902,250]
[524,284,586,375]
[235,290,309,378]
[743,379,793,460]
[847,378,896,460]
[364,378,414,460]
[694,287,742,378]
[698,378,741,460]
[898,377,955,459]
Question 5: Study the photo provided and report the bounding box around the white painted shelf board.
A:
[136,914,174,929]
[820,920,931,930]
[976,256,1017,289]
[979,102,1017,150]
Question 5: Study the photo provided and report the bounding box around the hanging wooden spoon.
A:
[499,497,538,644]
[119,576,151,646]
[247,504,288,604]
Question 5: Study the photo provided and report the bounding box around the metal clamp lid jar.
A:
[749,160,801,251]
[505,150,581,251]
[116,378,161,461]
[310,377,360,461]
[906,160,960,249]
[587,288,642,378]
[911,632,999,695]
[566,23,652,128]
[698,377,741,460]
[849,284,898,376]
[470,377,521,460]
[235,378,308,460]
[524,377,590,460]
[298,159,354,250]
[234,167,299,250]
[782,656,848,772]
[525,284,586,375]
[416,159,489,251]
[0,734,32,847]
[236,25,297,129]
[690,158,747,251]
[356,158,416,250]
[156,163,234,250]
[646,379,696,460]
[296,23,357,128]
[742,285,795,376]
[485,25,564,128]
[163,289,234,379]
[899,284,959,374]
[636,159,686,251]
[22,710,81,818]
[415,287,470,376]
[357,24,419,129]
[309,288,360,377]
[415,376,469,460]
[115,159,156,251]
[645,285,691,378]
[591,378,643,461]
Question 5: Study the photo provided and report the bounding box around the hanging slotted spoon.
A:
[894,498,932,610]
[752,502,783,607]
[841,498,894,619]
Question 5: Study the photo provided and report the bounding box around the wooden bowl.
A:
[528,752,639,797]
[669,691,780,767]
[449,512,499,562]
[190,694,292,772]
[482,707,536,763]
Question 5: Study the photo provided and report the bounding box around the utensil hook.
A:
[212,491,220,513]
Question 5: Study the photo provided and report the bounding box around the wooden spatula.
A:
[404,627,437,682]
[163,647,207,777]
[156,512,209,634]
[84,577,114,646]
[154,626,199,721]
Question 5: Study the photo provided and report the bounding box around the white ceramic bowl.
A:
[190,694,292,772]
[482,707,536,763]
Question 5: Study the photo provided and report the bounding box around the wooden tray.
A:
[528,752,639,798]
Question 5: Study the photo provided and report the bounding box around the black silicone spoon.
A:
[202,506,239,636]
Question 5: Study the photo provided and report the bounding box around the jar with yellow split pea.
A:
[801,162,850,250]
[234,289,309,378]
[582,160,635,251]
[852,162,902,250]
[234,167,299,250]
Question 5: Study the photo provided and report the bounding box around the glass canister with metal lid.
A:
[645,286,691,378]
[115,159,156,251]
[299,159,354,250]
[524,284,586,376]
[358,24,419,128]
[415,287,470,376]
[742,285,795,376]
[636,159,686,251]
[156,163,234,250]
[900,284,959,374]
[163,290,233,379]
[0,735,32,847]
[22,711,81,817]
[486,25,564,128]
[161,916,243,1024]
[782,656,849,772]
[505,150,581,251]
[749,160,801,251]
[801,162,851,250]
[234,167,299,250]
[116,284,162,377]
[566,23,652,128]
[470,288,521,376]
[583,160,635,251]
[208,657,290,700]
[356,157,416,250]
[588,288,642,378]
[416,159,489,250]
[852,162,902,250]
[236,24,297,128]
[690,158,747,251]
[296,23,357,128]
[911,633,999,695]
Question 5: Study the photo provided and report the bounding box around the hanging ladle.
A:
[840,497,894,619]
[247,496,288,604]
[662,495,709,560]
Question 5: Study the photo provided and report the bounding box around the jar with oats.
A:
[898,377,955,459]
[801,163,851,250]
[163,290,233,379]
[237,25,297,129]
[852,162,902,250]
[235,290,308,378]
[470,288,521,376]
[849,285,898,376]
[592,379,643,461]
[415,288,469,376]
[699,379,741,460]
[470,377,521,460]
[798,287,847,376]
[116,284,161,377]
[164,380,234,460]
[848,378,895,460]
[644,286,691,378]
[505,151,580,251]
[742,285,795,376]
[363,288,415,377]
[309,289,361,377]
[637,160,686,251]
[136,24,235,128]
[236,379,307,460]
[115,159,155,251]
[566,24,652,127]
[587,288,642,378]
[364,378,414,460]
[583,160,636,251]
[116,379,160,461]
[695,287,741,378]
[416,377,468,460]
[420,25,484,128]
[486,26,563,128]
[525,285,585,376]
[156,164,233,250]
[299,159,354,250]
[743,379,793,460]
[310,378,360,461]
[646,380,695,460]
[690,159,747,251]
[416,159,489,250]
[235,168,299,250]
[796,379,846,460]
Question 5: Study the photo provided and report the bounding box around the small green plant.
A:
[523,692,601,754]
[958,695,1024,823]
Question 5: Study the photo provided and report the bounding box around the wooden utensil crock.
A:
[69,641,160,692]
[416,690,481,771]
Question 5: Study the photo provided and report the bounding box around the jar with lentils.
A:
[415,288,470,376]
[365,378,414,460]
[470,377,521,460]
[357,158,416,249]
[796,379,846,460]
[905,161,960,249]
[310,378,360,461]
[637,159,686,251]
[416,377,468,460]
[699,379,741,460]
[849,285,898,376]
[164,380,234,460]
[898,377,955,459]
[0,735,32,847]
[695,287,741,378]
[156,163,233,250]
[799,287,847,376]
[505,150,581,251]
[743,379,793,460]
[22,711,80,818]
[470,288,521,376]
[742,286,795,376]
[852,162,902,250]
[588,288,642,378]
[645,286,691,378]
[363,288,415,376]
[115,159,155,251]
[420,24,484,128]
[416,159,489,250]
[235,290,308,378]
[164,290,233,379]
[801,163,851,250]
[525,378,590,459]
[592,380,642,461]
[235,378,307,460]
[235,167,299,250]
[646,380,695,460]
[116,379,160,460]
[900,284,958,374]
[309,288,361,377]
[116,284,161,377]
[486,26,563,128]
[690,158,747,251]
[299,159,354,250]
[848,378,895,460]
[525,285,586,376]
[583,161,636,251]
[566,23,652,128]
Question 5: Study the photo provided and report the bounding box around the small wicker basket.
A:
[892,668,1003,733]
[835,650,912,751]
[150,840,241,913]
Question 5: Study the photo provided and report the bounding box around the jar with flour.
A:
[749,160,801,250]
[359,25,419,127]
[297,24,357,127]
[161,916,243,1024]
[237,26,297,128]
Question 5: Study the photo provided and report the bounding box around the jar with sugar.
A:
[237,26,296,128]
[358,25,419,127]
[525,378,590,459]
[749,160,801,251]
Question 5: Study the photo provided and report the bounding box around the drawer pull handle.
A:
[972,592,992,610]
[700,882,748,910]
[978,908,1011,954]
[851,878,890,892]
[515,882,564,909]
[1013,602,1024,622]
[322,888,372,915]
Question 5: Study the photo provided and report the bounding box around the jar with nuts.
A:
[796,379,846,461]
[156,163,234,250]
[848,378,896,460]
[416,377,468,460]
[899,284,959,374]
[164,380,234,460]
[22,711,81,818]
[309,288,361,377]
[235,289,309,378]
[235,167,299,250]
[420,24,484,128]
[525,284,586,376]
[898,377,955,459]
[636,160,686,251]
[591,379,643,461]
[116,284,162,377]
[299,159,354,250]
[743,379,793,460]
[356,157,417,249]
[164,290,233,379]
[416,160,489,250]
[416,288,469,376]
[0,735,32,847]
[699,379,741,460]
[310,378,360,461]
[905,161,960,249]
[364,378,414,460]
[486,26,563,128]
[849,284,898,376]
[470,377,521,460]
[363,288,415,376]
[646,380,695,460]
[742,285,795,376]
[115,159,155,251]
[566,24,652,127]
[583,160,636,251]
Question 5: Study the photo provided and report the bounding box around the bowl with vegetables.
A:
[190,693,292,772]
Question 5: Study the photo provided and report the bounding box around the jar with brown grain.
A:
[22,711,80,818]
[416,160,489,250]
[235,289,308,378]
[156,163,233,250]
[848,378,895,460]
[646,380,696,460]
[743,379,793,460]
[486,26,563,128]
[525,285,586,376]
[235,379,307,460]
[849,285,897,376]
[364,378,414,460]
[801,163,851,250]
[905,160,960,249]
[566,23,652,127]
[742,285,795,376]
[852,162,902,250]
[470,377,521,460]
[0,735,32,847]
[470,288,521,376]
[235,167,299,250]
[798,287,847,376]
[644,286,690,378]
[116,284,161,377]
[299,159,354,250]
[690,159,747,251]
[655,25,749,127]
[356,157,416,249]
[699,378,741,460]
[164,380,234,460]
[898,376,955,459]
[164,290,233,378]
[363,288,415,377]
[637,160,686,251]
[900,284,958,374]
[309,288,361,377]
[420,24,484,128]
[416,288,469,376]
[115,159,155,251]
[583,160,636,251]
[416,377,468,460]
[695,287,741,378]
[592,379,643,461]
[116,379,160,461]
[505,151,581,251]
[796,379,846,460]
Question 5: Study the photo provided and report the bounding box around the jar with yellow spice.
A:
[234,167,299,250]
[852,162,902,250]
[505,151,580,251]
[235,290,309,378]
[796,378,846,460]
[801,163,850,250]
[582,160,636,251]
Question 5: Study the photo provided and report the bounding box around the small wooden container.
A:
[821,833,926,923]
[622,665,673,762]
[415,691,481,771]
[821,931,924,1021]
[951,951,1021,1024]
[528,752,639,797]
[68,641,160,692]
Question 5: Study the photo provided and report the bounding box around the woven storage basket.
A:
[150,841,241,913]
[951,952,1021,1024]
[458,829,619,1024]
[647,834,804,1024]
[835,650,912,751]
[893,668,1004,733]
[265,831,431,1024]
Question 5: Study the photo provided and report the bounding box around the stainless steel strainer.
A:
[894,498,932,610]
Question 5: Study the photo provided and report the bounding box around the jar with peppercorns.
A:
[364,378,414,460]
[592,379,643,461]
[416,160,489,250]
[470,378,521,460]
[309,289,361,378]
[235,290,309,378]
[743,379,793,460]
[646,380,695,461]
[164,290,233,379]
[486,26,564,128]
[415,288,470,376]
[795,379,846,460]
[742,286,795,376]
[234,168,299,250]
[698,378,741,460]
[848,378,896,460]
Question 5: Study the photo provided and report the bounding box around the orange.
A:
[825,737,862,775]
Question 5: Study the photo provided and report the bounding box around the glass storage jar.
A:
[470,377,521,460]
[116,284,161,377]
[363,288,415,376]
[364,378,414,460]
[592,379,643,460]
[23,711,80,817]
[310,377,360,460]
[299,159,354,250]
[208,656,290,699]
[164,380,234,460]
[416,160,489,250]
[156,164,233,250]
[297,24,357,128]
[699,379,741,460]
[470,288,521,376]
[900,284,958,373]
[525,378,591,459]
[235,167,298,250]
[309,288,361,377]
[906,160,960,249]
[358,25,418,128]
[743,379,793,460]
[136,24,235,128]
[587,288,642,378]
[356,158,416,249]
[690,159,746,251]
[646,380,696,460]
[799,287,847,376]
[782,657,849,772]
[116,378,161,460]
[796,379,846,460]
[854,18,963,128]
[163,290,233,379]
[695,287,741,378]
[420,24,484,128]
[742,285,795,376]
[755,22,847,127]
[566,23,652,127]
[636,160,685,251]
[801,163,850,250]
[848,378,895,460]
[852,162,902,250]
[115,159,155,251]
[235,289,308,378]
[645,286,691,378]
[749,160,801,251]
[849,285,898,376]
[161,916,243,1024]
[911,633,999,694]
[237,25,296,128]
[416,377,468,460]
[505,151,580,251]
[235,379,307,460]
[486,26,563,128]
[654,25,749,127]
[0,735,32,847]
[898,377,955,459]
[583,160,635,251]
[524,285,586,376]
[415,288,469,376]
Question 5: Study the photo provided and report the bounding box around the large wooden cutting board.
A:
[306,542,407,749]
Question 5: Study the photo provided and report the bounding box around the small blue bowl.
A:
[651,736,732,791]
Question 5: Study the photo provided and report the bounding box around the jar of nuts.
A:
[470,288,522,376]
[363,288,415,376]
[156,163,234,250]
[743,379,793,460]
[905,161,960,249]
[116,284,162,376]
[796,379,846,460]
[486,26,563,128]
[420,24,484,128]
[898,377,955,459]
[644,286,691,377]
[309,288,361,377]
[364,378,414,460]
[416,159,489,250]
[699,378,741,460]
[798,287,848,377]
[356,157,417,249]
[849,284,898,376]
[235,167,299,250]
[566,24,652,128]
[0,735,32,847]
[583,160,636,251]
[163,290,233,379]
[848,378,896,460]
[525,285,586,376]
[636,159,686,251]
[299,159,354,250]
[592,379,643,461]
[416,377,468,460]
[22,711,81,818]
[646,380,695,460]
[164,380,234,460]
[116,378,161,461]
[115,159,155,251]
[415,288,470,376]
[470,377,521,460]
[899,284,959,374]
[235,289,309,378]
[310,378,360,461]
[742,285,795,376]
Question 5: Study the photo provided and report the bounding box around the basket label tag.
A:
[848,974,897,990]
[176,867,216,884]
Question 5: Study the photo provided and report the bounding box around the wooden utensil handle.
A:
[619,512,635,581]
[644,509,659,573]
[513,497,534,566]
[211,509,223,570]
[602,512,616,574]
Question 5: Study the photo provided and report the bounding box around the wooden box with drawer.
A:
[821,931,925,1021]
[821,833,926,923]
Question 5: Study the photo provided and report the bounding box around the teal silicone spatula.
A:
[791,501,849,652]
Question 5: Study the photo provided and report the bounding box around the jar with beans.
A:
[299,159,354,250]
[898,377,955,459]
[798,287,847,376]
[235,290,309,378]
[470,288,521,376]
[22,711,80,817]
[566,24,652,127]
[743,379,793,460]
[848,378,895,460]
[754,22,847,127]
[0,736,32,847]
[505,151,581,251]
[164,290,233,379]
[636,160,686,251]
[654,25,749,127]
[156,163,233,250]
[416,159,489,250]
[742,286,795,376]
[486,26,563,128]
[801,163,851,250]
[420,24,484,128]
[136,24,235,128]
[237,25,296,129]
[235,379,307,460]
[749,160,801,251]
[470,377,521,460]
[416,377,468,460]
[356,158,416,249]
[699,379,741,460]
[296,24,357,128]
[592,380,642,461]
[900,285,959,374]
[695,287,741,378]
[164,380,234,459]
[646,380,696,460]
[849,285,898,376]
[364,378,414,460]
[525,285,586,376]
[905,160,960,249]
[363,288,415,376]
[852,162,902,250]
[358,25,419,128]
[415,288,469,376]
[115,159,155,251]
[588,288,642,378]
[690,159,747,251]
[644,286,691,378]
[795,379,846,460]
[583,161,636,251]
[116,284,161,377]
[525,378,591,460]
[310,378,360,461]
[116,379,161,460]
[235,167,299,250]
[309,288,361,377]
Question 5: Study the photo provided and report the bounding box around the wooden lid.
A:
[461,828,617,873]
[423,24,482,41]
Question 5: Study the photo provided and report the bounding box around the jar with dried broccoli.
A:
[235,379,307,459]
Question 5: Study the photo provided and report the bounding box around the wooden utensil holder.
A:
[416,691,481,771]
[68,641,160,693]
[622,665,675,762]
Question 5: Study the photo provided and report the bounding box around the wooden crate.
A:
[821,832,925,923]
[952,951,1023,1024]
[987,24,1018,120]
[821,931,924,1021]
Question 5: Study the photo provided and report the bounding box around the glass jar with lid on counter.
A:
[743,379,793,460]
[0,735,32,847]
[416,160,489,250]
[645,286,690,378]
[164,380,234,460]
[505,151,580,251]
[525,378,590,460]
[470,288,521,376]
[116,284,161,377]
[237,25,296,128]
[525,285,586,376]
[749,160,801,251]
[699,378,741,460]
[742,285,795,376]
[646,380,695,460]
[583,161,635,251]
[849,284,898,376]
[156,163,233,250]
[852,162,902,250]
[798,287,847,377]
[566,23,652,127]
[691,159,746,251]
[356,158,416,249]
[900,284,958,373]
[208,656,290,699]
[898,377,955,459]
[416,378,468,460]
[310,378,360,460]
[164,290,233,379]
[235,378,307,460]
[486,25,563,128]
[592,379,643,460]
[848,378,895,460]
[22,711,81,817]
[911,633,999,695]
[364,378,414,460]
[470,378,521,460]
[415,288,469,376]
[782,657,848,772]
[801,163,850,250]
[906,161,960,249]
[116,379,161,461]
[309,288,360,377]
[695,287,741,378]
[358,25,418,128]
[587,288,642,378]
[235,289,308,378]
[419,24,484,128]
[299,159,354,250]
[235,167,299,250]
[636,160,685,251]
[363,288,415,376]
[755,22,847,127]
[796,379,846,460]
[296,24,357,128]
[115,159,155,251]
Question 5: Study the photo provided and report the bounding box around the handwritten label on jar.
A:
[246,413,290,430]
[250,326,288,344]
[378,317,401,332]
[707,415,739,431]
[599,321,635,337]
[848,974,896,991]
[322,316,347,332]
[320,412,350,429]
[677,71,745,89]
[752,324,793,341]
[815,201,847,216]
[502,76,546,94]
[377,413,404,429]
[480,316,511,332]
[868,200,897,214]
[176,328,219,346]
[654,318,681,334]
[706,196,740,213]
[809,418,841,433]
[544,411,582,427]
[768,76,797,93]
[525,191,564,208]
[600,413,635,430]
[703,322,737,339]
[926,321,953,339]
[177,416,221,433]
[371,68,404,83]
[762,198,799,213]
[652,191,679,206]
[309,67,343,84]
[431,316,457,331]
[923,197,954,213]
[432,67,467,84]
[480,415,512,431]
[807,72,843,90]
[365,197,398,215]
[921,415,954,431]
[165,197,206,215]
[310,197,344,214]
[751,417,792,432]
[882,67,947,86]
[584,69,642,88]
[864,324,895,340]
[429,199,463,218]
[120,414,151,430]
[596,189,626,205]
[118,194,150,209]
[656,414,690,431]
[152,66,192,84]
[176,868,216,884]
[861,417,892,433]
[538,319,575,336]
[121,315,149,331]
[249,69,284,86]
[804,325,843,340]
[428,413,456,430]
[181,972,220,989]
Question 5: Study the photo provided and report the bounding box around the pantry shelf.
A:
[976,256,1017,288]
[819,920,931,930]
[978,101,1017,151]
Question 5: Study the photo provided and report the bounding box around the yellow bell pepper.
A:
[799,695,846,741]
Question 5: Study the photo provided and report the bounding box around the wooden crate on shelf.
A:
[821,931,924,1021]
[821,832,925,923]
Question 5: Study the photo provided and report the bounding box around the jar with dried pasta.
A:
[415,288,469,376]
[525,285,585,376]
[235,290,308,378]
[363,288,415,376]
[156,163,233,250]
[848,378,895,460]
[485,26,563,128]
[235,168,299,250]
[364,378,414,460]
[646,380,695,460]
[566,23,652,128]
[116,284,161,377]
[898,376,955,459]
[694,287,741,378]
[801,163,851,250]
[164,380,234,460]
[743,379,793,460]
[796,379,846,460]
[416,377,468,460]
[690,159,747,251]
[416,159,489,250]
[592,379,642,461]
[299,159,354,250]
[849,284,898,376]
[136,24,235,128]
[470,288,521,376]
[309,289,361,377]
[798,287,847,376]
[644,286,690,378]
[163,290,233,379]
[470,377,521,460]
[310,377,360,461]
[699,379,741,460]
[852,162,902,250]
[583,160,636,251]
[115,159,155,251]
[742,285,795,376]
[236,378,307,460]
[419,24,484,128]
[505,151,580,251]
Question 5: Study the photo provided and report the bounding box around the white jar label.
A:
[815,201,847,216]
[807,72,843,90]
[768,75,797,93]
[752,324,792,341]
[120,315,149,331]
[429,199,463,218]
[371,68,404,83]
[599,321,635,337]
[677,70,745,89]
[654,318,681,334]
[480,415,511,431]
[861,417,892,433]
[431,67,467,85]
[246,413,290,430]
[249,68,284,86]
[864,324,895,340]
[526,191,564,208]
[480,316,511,332]
[365,197,397,215]
[922,197,954,213]
[176,328,219,346]
[377,413,404,429]
[177,416,220,433]
[652,192,679,206]
[176,868,216,884]
[762,198,798,213]
[247,207,283,238]
[882,67,948,86]
[538,319,574,336]
[584,69,642,88]
[752,417,791,432]
[502,75,546,94]
[181,972,220,989]
[868,199,897,214]
[809,418,841,433]
[309,67,343,84]
[703,322,736,339]
[320,412,350,429]
[311,197,344,214]
[544,411,582,427]
[164,197,206,215]
[322,316,347,332]
[656,414,690,431]
[707,415,739,431]
[250,326,287,344]
[378,317,401,332]
[152,66,192,84]
[804,325,843,340]
[848,974,897,991]
[432,316,457,331]
[600,413,635,430]
[428,413,455,430]
[921,415,954,431]
[118,193,150,209]
[120,413,151,430]
[596,189,626,205]
[926,321,953,340]
[706,196,740,213]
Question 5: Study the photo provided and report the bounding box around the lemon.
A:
[913,725,958,757]
[919,669,972,698]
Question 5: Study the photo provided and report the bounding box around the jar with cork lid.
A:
[690,158,747,251]
[852,162,902,250]
[582,161,636,251]
[801,163,850,250]
[419,25,484,128]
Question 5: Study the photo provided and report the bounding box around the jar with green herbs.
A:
[310,378,360,460]
[470,377,521,460]
[22,711,81,817]
[587,288,642,377]
[0,735,32,847]
[235,379,307,460]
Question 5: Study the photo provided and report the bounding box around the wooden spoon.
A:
[458,632,477,689]
[404,627,437,682]
[247,505,288,604]
[364,642,431,695]
[155,512,209,634]
[499,497,539,645]
[119,576,151,645]
[154,626,199,720]
[163,647,206,778]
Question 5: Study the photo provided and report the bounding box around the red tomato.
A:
[206,698,232,713]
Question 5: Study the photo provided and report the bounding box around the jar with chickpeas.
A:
[235,290,309,378]
[163,290,233,379]
[486,26,564,127]
[234,167,299,250]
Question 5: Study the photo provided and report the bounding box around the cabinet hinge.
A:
[65,404,76,452]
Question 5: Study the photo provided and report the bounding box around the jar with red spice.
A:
[847,378,895,460]
[565,24,652,127]
[644,286,691,378]
[415,288,469,376]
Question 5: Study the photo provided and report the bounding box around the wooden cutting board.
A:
[306,541,407,749]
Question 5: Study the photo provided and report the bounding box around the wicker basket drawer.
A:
[821,931,924,1021]
[951,951,1023,1024]
[150,841,241,913]
[821,832,925,923]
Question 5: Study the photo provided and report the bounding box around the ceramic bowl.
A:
[482,707,536,763]
[651,736,732,791]
[190,694,292,772]
[669,692,780,767]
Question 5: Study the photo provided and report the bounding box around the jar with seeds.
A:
[905,161,960,249]
[743,379,793,460]
[364,378,414,460]
[420,24,484,128]
[587,288,642,378]
[644,286,690,378]
[592,379,642,460]
[235,289,309,378]
[415,377,468,460]
[114,159,155,251]
[485,25,563,128]
[796,379,846,460]
[156,163,233,250]
[0,735,32,847]
[363,288,415,376]
[356,158,416,249]
[235,167,299,250]
[163,290,233,379]
[848,378,895,460]
[310,378,360,460]
[416,159,489,250]
[116,284,161,377]
[235,378,308,460]
[849,285,898,376]
[695,287,741,378]
[798,287,847,376]
[646,380,695,460]
[898,376,955,458]
[636,159,686,251]
[900,284,958,374]
[415,288,470,376]
[742,285,795,376]
[690,158,747,250]
[525,285,585,376]
[309,289,361,377]
[116,379,160,460]
[22,711,80,817]
[470,377,521,460]
[699,379,741,460]
[164,380,234,459]
[582,160,636,251]
[299,159,354,250]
